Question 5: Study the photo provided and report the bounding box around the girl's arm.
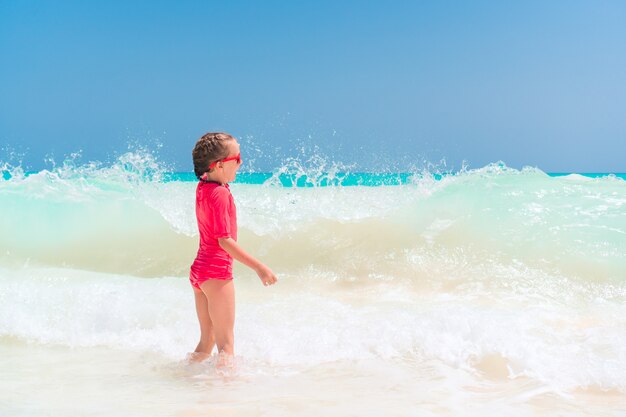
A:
[218,237,278,286]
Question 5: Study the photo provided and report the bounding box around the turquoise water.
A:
[4,171,625,186]
[167,171,626,186]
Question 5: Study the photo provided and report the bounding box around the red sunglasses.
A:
[209,153,242,170]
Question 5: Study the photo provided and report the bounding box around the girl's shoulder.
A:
[197,181,232,202]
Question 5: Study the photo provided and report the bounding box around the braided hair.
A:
[192,132,236,180]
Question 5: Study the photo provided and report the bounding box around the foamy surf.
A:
[1,152,625,416]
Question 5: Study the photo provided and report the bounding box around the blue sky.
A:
[1,1,625,172]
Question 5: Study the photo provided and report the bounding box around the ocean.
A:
[1,152,625,416]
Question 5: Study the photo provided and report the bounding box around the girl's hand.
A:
[256,265,278,287]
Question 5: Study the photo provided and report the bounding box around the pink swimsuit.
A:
[189,181,238,289]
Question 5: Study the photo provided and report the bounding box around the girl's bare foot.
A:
[187,351,211,363]
[215,351,235,369]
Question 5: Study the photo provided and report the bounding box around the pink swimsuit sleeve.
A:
[211,186,232,239]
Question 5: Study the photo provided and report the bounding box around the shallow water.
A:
[4,340,624,417]
[1,157,625,416]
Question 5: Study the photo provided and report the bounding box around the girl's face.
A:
[220,140,242,183]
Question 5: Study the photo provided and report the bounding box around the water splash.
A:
[0,147,167,192]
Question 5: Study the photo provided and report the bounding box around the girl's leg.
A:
[191,286,215,361]
[199,279,235,356]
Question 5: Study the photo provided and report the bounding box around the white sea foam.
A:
[1,265,625,393]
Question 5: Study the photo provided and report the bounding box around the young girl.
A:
[189,132,277,362]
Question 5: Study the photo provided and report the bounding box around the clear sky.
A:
[1,1,625,173]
